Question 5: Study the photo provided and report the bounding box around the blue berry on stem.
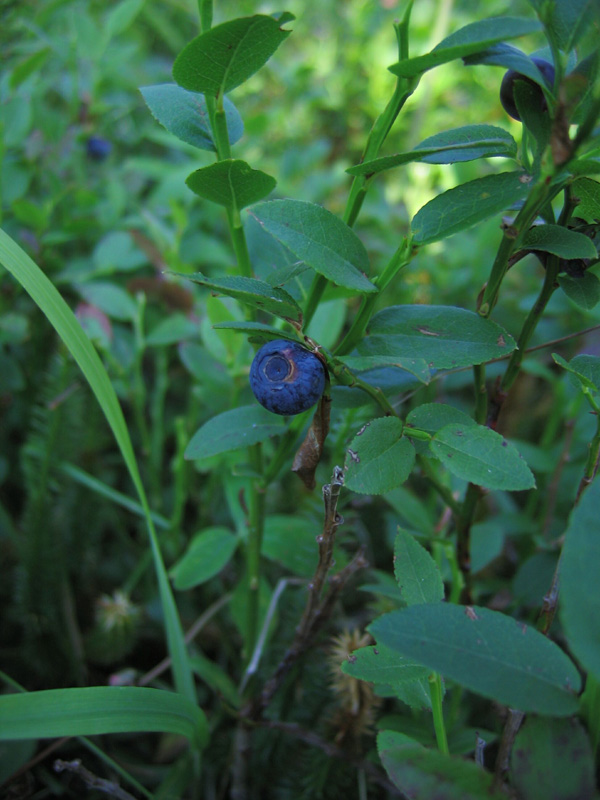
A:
[499,57,555,121]
[250,339,326,416]
[86,136,112,161]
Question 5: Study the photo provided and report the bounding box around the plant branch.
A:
[245,467,367,719]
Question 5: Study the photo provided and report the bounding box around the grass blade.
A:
[0,228,195,704]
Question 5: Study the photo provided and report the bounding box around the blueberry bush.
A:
[1,0,600,798]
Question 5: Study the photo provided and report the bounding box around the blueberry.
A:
[500,57,555,121]
[249,339,326,416]
[86,136,112,161]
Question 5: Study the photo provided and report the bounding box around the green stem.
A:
[228,208,253,279]
[198,0,213,32]
[302,274,328,330]
[473,364,487,425]
[479,176,563,317]
[500,261,560,394]
[329,359,400,417]
[418,455,460,516]
[428,673,449,754]
[304,7,417,330]
[246,443,265,661]
[334,239,413,356]
[575,393,600,503]
[456,483,481,599]
[132,294,151,457]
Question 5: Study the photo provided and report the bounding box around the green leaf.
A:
[185,405,286,460]
[0,687,207,749]
[345,418,415,494]
[347,125,517,176]
[406,402,476,441]
[572,177,600,223]
[0,228,195,702]
[394,529,444,605]
[338,354,431,384]
[370,604,581,715]
[389,17,542,78]
[178,272,302,324]
[430,423,536,491]
[379,737,505,800]
[522,224,598,260]
[186,160,276,210]
[213,321,299,342]
[558,273,600,310]
[170,527,238,590]
[510,717,595,800]
[360,305,516,370]
[384,487,435,536]
[146,313,199,346]
[140,84,243,151]
[190,653,241,708]
[560,477,600,679]
[463,43,554,86]
[341,643,429,685]
[173,13,294,96]
[248,200,376,294]
[553,353,600,393]
[9,47,52,90]
[104,0,144,41]
[77,282,137,321]
[540,0,598,52]
[412,171,533,244]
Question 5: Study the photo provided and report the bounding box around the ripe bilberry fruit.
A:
[250,339,326,416]
[86,136,113,162]
[500,57,555,121]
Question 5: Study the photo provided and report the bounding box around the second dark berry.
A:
[500,57,555,121]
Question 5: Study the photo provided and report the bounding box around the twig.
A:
[54,759,137,800]
[245,467,367,719]
[493,710,525,788]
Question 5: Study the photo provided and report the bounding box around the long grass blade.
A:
[0,228,195,704]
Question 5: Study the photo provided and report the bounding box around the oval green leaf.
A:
[361,305,516,370]
[522,224,598,260]
[173,13,294,96]
[394,528,444,605]
[185,405,286,460]
[430,423,535,491]
[171,527,238,590]
[389,17,542,78]
[140,84,243,150]
[347,125,517,176]
[560,477,600,679]
[178,272,302,324]
[558,273,600,310]
[0,687,207,749]
[186,160,276,210]
[412,171,533,244]
[248,200,376,294]
[345,417,415,495]
[341,643,429,685]
[379,737,505,800]
[510,717,595,800]
[370,604,581,715]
